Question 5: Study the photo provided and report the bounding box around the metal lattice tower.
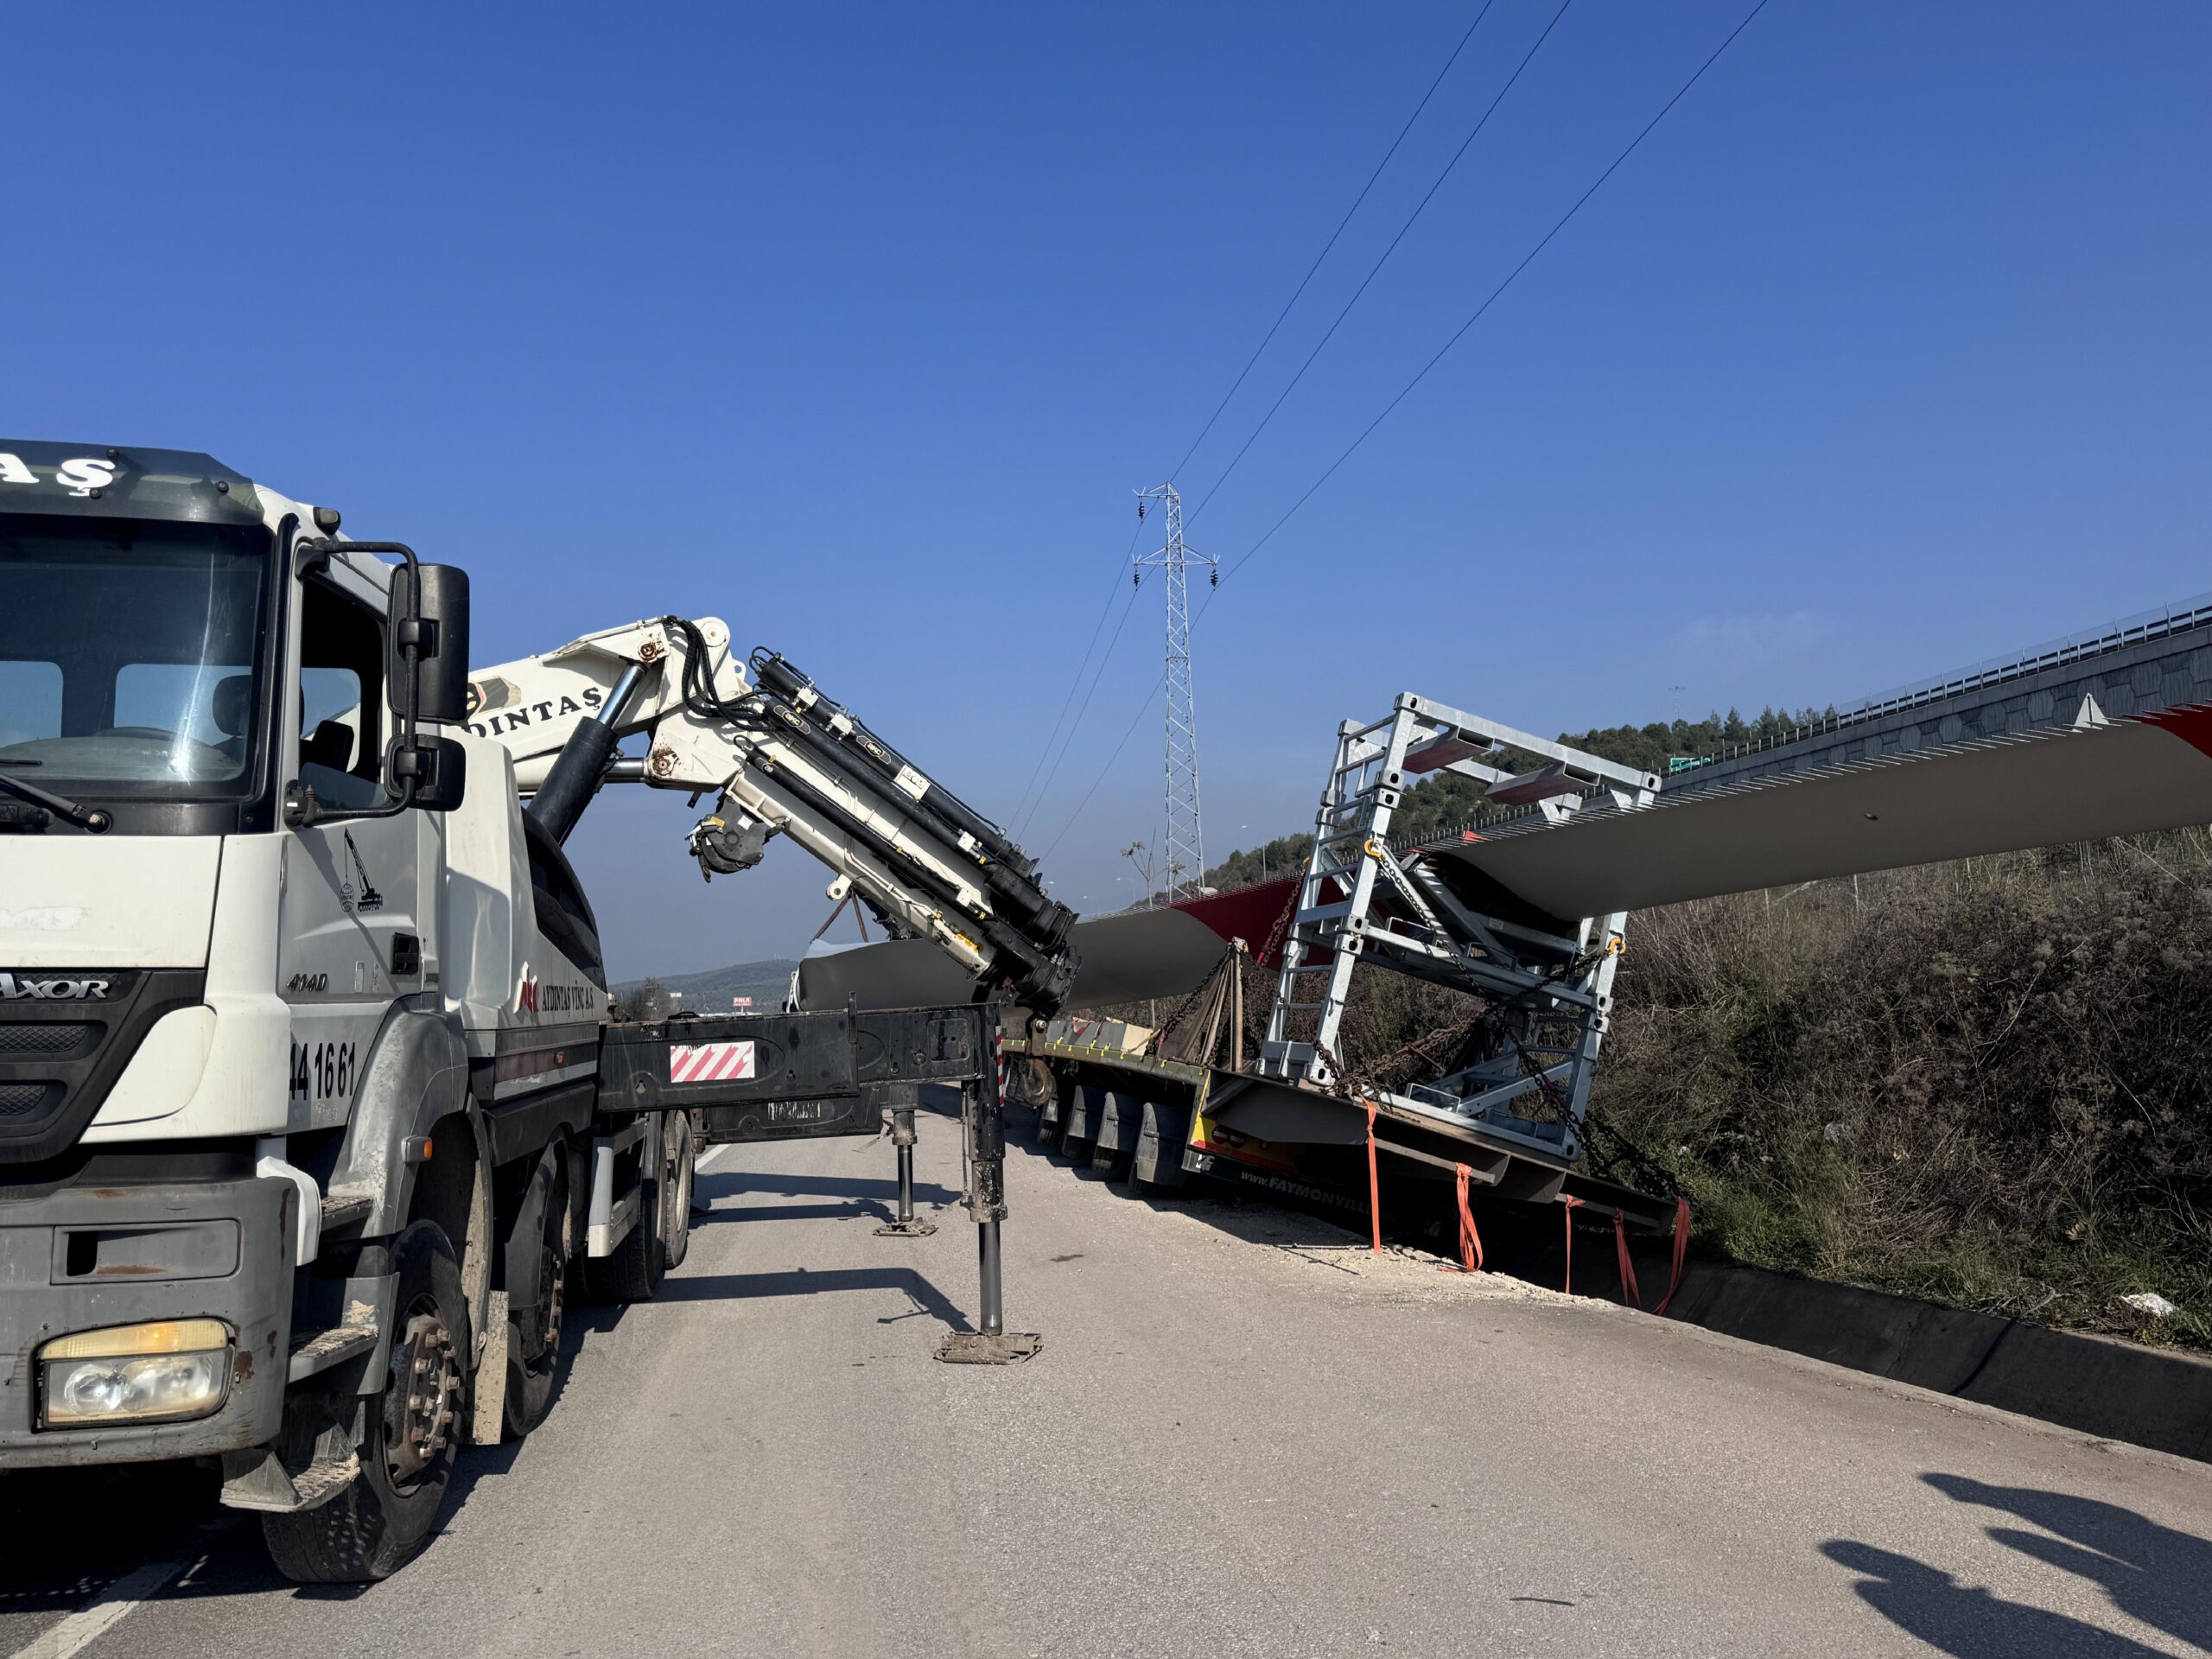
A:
[1134,484,1217,901]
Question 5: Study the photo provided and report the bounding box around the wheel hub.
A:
[388,1312,459,1483]
[537,1232,567,1354]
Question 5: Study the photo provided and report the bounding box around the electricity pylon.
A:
[1134,484,1217,901]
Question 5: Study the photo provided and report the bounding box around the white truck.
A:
[0,441,1073,1580]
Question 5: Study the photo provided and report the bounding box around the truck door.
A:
[277,571,424,1130]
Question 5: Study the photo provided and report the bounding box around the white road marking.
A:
[696,1142,731,1173]
[10,1558,185,1659]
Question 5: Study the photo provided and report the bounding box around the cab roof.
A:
[0,440,266,529]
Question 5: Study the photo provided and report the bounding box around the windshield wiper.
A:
[0,767,111,833]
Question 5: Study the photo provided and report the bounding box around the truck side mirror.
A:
[389,563,472,725]
[286,540,475,829]
[389,732,467,812]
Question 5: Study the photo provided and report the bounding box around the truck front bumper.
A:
[0,1173,293,1469]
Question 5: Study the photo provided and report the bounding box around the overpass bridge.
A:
[1665,588,2212,792]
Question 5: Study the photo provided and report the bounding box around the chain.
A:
[1339,1007,1488,1101]
[1231,878,1305,1049]
[1580,1113,1681,1196]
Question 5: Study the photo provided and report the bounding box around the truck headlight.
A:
[39,1319,232,1427]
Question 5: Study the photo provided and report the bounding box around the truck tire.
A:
[264,1222,469,1583]
[662,1110,695,1272]
[504,1156,571,1440]
[581,1154,663,1305]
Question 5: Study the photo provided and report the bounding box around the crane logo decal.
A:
[465,680,603,739]
[340,831,384,914]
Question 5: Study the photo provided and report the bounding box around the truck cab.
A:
[0,437,1046,1582]
[0,441,663,1580]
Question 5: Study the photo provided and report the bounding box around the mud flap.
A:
[469,1289,508,1444]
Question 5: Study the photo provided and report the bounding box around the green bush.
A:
[1592,842,2212,1351]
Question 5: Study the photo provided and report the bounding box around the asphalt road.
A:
[4,1107,2209,1658]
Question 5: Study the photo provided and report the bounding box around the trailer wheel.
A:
[505,1157,572,1440]
[263,1222,468,1583]
[661,1110,695,1272]
[581,1147,664,1305]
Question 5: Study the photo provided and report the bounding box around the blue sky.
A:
[7,3,2207,979]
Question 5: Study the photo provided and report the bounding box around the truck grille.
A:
[0,973,205,1162]
[0,1083,55,1117]
[0,1024,98,1058]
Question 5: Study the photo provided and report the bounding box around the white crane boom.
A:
[465,615,1078,1013]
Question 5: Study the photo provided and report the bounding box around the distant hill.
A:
[613,957,799,1014]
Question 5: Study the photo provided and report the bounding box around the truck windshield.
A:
[0,518,273,800]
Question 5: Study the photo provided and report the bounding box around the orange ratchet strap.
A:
[1612,1209,1643,1310]
[1446,1162,1484,1273]
[1560,1195,1584,1294]
[1363,1099,1382,1254]
[1655,1196,1693,1316]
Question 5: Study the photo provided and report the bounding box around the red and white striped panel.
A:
[669,1039,756,1084]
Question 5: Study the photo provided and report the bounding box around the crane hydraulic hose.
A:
[751,651,1037,878]
[658,617,1079,1011]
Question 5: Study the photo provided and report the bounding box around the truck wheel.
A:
[662,1111,695,1271]
[263,1222,468,1583]
[581,1150,664,1305]
[505,1160,571,1440]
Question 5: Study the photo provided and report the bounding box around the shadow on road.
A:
[1822,1472,2212,1656]
[1926,1473,2210,1651]
[1821,1541,2170,1656]
[1021,1116,1370,1255]
[0,1465,226,1619]
[653,1266,975,1332]
[699,1198,901,1225]
[700,1166,960,1208]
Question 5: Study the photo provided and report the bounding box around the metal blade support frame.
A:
[1257,694,1654,1162]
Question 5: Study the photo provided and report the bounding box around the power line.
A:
[1027,6,1534,873]
[1006,516,1147,831]
[1013,573,1146,836]
[1186,0,1579,531]
[1166,3,1499,485]
[1219,0,1772,586]
[1037,674,1167,866]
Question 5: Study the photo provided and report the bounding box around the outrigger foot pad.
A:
[874,1217,938,1236]
[935,1331,1042,1365]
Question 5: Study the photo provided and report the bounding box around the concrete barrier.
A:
[1667,1261,2212,1463]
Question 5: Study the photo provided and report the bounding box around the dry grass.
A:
[1590,836,2212,1351]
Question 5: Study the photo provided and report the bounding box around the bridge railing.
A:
[1670,588,2212,779]
[1398,587,2212,853]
